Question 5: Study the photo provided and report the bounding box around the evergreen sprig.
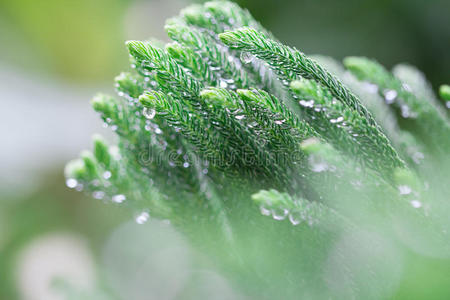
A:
[344,56,450,154]
[65,1,450,298]
[219,27,405,174]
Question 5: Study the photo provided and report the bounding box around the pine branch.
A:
[290,79,405,174]
[126,40,202,107]
[63,1,450,298]
[344,56,450,154]
[312,55,428,168]
[219,28,405,172]
[165,20,256,89]
[219,27,377,125]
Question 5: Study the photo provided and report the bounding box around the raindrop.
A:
[289,210,303,226]
[410,200,422,208]
[240,52,254,64]
[400,104,417,118]
[219,80,228,88]
[330,116,344,124]
[259,204,271,216]
[103,171,112,180]
[143,107,156,119]
[135,211,150,224]
[112,194,126,203]
[384,90,397,104]
[299,99,314,108]
[398,185,412,195]
[92,191,105,199]
[247,121,259,128]
[272,207,289,220]
[66,178,78,189]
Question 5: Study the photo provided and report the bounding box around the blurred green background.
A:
[0,0,449,299]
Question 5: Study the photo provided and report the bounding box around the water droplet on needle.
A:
[135,211,150,224]
[240,52,254,64]
[112,194,126,203]
[143,107,156,119]
[66,178,77,189]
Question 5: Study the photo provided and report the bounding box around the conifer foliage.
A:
[65,1,450,298]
